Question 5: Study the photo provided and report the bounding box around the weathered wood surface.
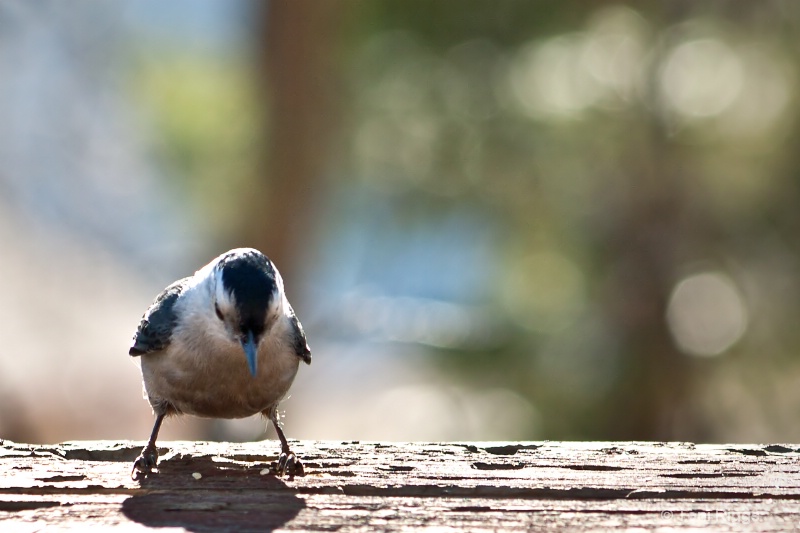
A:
[2,439,800,531]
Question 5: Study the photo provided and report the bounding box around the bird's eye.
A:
[214,303,224,321]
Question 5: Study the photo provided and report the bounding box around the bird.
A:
[128,248,311,478]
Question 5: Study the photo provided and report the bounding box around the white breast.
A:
[140,318,300,419]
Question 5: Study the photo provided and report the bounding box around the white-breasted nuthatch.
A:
[128,248,311,478]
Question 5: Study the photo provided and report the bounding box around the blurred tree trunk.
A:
[601,186,694,440]
[245,0,346,278]
[598,13,718,440]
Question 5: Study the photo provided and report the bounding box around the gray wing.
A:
[287,304,312,365]
[129,277,191,356]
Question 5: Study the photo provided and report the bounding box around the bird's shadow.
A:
[121,450,305,533]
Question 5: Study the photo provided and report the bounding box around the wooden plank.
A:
[2,440,800,531]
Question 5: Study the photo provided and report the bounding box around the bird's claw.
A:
[274,450,304,478]
[131,445,159,479]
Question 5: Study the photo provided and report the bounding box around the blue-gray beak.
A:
[241,330,258,377]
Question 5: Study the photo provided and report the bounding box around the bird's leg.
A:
[270,411,304,478]
[132,413,165,479]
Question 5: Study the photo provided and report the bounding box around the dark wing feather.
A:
[287,304,312,364]
[129,277,191,356]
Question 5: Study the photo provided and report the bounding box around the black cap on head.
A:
[218,250,277,338]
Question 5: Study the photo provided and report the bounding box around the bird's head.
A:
[211,248,284,377]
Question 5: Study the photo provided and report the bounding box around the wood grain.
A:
[2,440,800,531]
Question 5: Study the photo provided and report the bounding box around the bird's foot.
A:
[131,444,159,479]
[274,450,304,478]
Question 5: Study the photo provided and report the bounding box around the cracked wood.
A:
[2,440,800,531]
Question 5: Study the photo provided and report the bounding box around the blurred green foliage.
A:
[132,54,261,238]
[340,1,800,441]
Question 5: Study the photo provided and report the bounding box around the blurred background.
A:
[2,0,800,445]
